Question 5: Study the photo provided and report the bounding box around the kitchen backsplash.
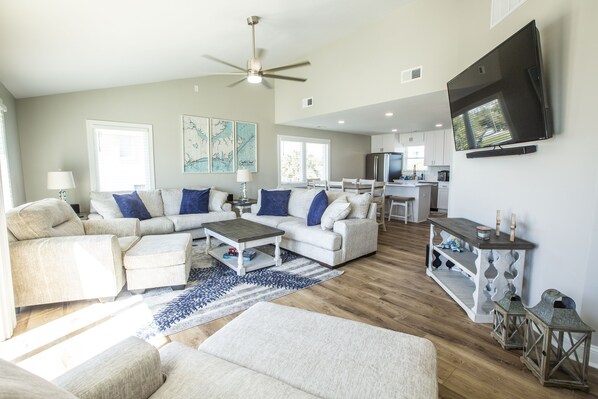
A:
[421,165,451,182]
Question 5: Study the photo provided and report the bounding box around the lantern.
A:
[491,290,526,349]
[521,289,594,391]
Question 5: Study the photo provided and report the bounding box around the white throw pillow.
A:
[347,193,372,219]
[90,192,123,219]
[209,189,228,212]
[320,197,351,230]
[136,190,165,217]
[288,188,321,219]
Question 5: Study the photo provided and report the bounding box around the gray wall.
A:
[15,75,369,211]
[0,82,26,206]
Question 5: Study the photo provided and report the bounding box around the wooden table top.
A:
[202,218,284,243]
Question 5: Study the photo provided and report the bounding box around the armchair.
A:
[6,198,140,307]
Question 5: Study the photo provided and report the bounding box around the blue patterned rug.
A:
[117,239,343,340]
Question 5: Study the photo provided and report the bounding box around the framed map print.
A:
[182,115,210,173]
[210,118,235,173]
[236,121,257,172]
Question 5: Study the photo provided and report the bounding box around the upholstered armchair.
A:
[6,198,140,307]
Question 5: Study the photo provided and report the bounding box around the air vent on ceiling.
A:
[302,97,313,108]
[491,0,526,28]
[401,66,422,84]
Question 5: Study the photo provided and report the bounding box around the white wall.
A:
[16,76,369,211]
[0,82,26,206]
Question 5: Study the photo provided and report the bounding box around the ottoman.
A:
[124,233,192,292]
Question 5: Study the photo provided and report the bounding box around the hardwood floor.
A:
[12,219,598,398]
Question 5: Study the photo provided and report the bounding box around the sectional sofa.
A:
[242,188,379,266]
[89,187,236,238]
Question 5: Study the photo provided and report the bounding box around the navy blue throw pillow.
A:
[257,189,291,216]
[180,188,210,214]
[113,191,152,220]
[307,190,328,226]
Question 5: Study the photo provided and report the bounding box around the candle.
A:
[511,213,516,226]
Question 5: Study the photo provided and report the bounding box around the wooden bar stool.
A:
[387,196,415,224]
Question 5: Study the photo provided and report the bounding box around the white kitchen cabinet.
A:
[371,133,397,152]
[424,131,445,166]
[443,129,454,166]
[399,132,424,146]
[437,182,449,210]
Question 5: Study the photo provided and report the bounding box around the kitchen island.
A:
[385,182,432,223]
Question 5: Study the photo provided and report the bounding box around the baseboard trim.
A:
[590,344,598,369]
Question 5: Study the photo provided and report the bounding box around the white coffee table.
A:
[203,219,285,276]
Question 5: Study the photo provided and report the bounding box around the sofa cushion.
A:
[320,196,351,230]
[6,198,85,240]
[167,212,236,232]
[139,216,174,236]
[209,189,228,212]
[242,213,302,229]
[0,357,77,399]
[90,191,124,219]
[257,189,291,216]
[347,193,372,219]
[199,302,438,399]
[113,192,152,220]
[180,188,210,214]
[288,188,320,219]
[278,220,341,251]
[136,189,165,217]
[307,190,328,226]
[155,343,317,399]
[118,236,140,253]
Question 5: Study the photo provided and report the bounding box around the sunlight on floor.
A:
[0,296,168,380]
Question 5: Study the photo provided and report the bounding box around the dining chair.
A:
[360,179,386,231]
[341,178,359,192]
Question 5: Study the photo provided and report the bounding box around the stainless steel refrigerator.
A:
[365,153,403,182]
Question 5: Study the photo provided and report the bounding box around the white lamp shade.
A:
[236,169,253,183]
[47,171,76,189]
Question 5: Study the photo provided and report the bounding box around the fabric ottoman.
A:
[124,233,192,291]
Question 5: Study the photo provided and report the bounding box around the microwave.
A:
[438,170,450,181]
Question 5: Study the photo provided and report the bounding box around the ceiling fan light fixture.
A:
[247,73,262,84]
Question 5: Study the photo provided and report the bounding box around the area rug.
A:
[116,239,343,340]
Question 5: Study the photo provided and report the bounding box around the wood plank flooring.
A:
[13,219,598,398]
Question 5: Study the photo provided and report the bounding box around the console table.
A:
[427,217,536,323]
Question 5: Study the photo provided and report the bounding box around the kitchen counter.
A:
[385,183,431,223]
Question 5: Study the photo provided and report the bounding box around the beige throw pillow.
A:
[321,196,351,230]
[347,193,372,219]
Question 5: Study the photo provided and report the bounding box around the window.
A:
[87,120,155,192]
[0,99,12,209]
[278,135,329,185]
[405,145,426,174]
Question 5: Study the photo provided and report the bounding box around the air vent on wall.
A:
[302,97,313,108]
[401,66,422,84]
[491,0,526,28]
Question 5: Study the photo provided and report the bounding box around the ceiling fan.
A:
[203,16,310,89]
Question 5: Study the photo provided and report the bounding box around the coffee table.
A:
[203,219,285,276]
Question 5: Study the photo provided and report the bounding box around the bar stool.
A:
[388,196,415,224]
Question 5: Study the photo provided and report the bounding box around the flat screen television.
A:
[446,20,552,154]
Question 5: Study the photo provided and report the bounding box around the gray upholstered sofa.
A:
[0,302,438,398]
[89,187,236,238]
[6,198,140,307]
[242,188,379,266]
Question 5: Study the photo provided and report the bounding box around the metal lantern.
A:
[491,290,526,349]
[521,289,594,391]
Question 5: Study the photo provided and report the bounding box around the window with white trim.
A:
[405,145,426,173]
[0,100,12,209]
[278,135,330,185]
[87,120,155,192]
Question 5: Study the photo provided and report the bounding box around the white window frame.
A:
[0,99,12,209]
[405,144,427,174]
[86,120,155,192]
[277,135,330,186]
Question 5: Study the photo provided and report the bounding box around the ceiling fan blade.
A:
[262,61,311,73]
[261,78,273,89]
[203,55,246,72]
[262,74,307,82]
[227,77,247,88]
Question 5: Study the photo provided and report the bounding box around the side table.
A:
[228,199,257,215]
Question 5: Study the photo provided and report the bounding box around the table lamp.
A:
[236,169,252,202]
[47,171,76,202]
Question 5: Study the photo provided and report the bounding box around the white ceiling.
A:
[0,0,452,136]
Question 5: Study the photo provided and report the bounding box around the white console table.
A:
[427,217,535,323]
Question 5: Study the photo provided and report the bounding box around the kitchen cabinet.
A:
[437,182,449,210]
[399,132,424,146]
[371,133,397,152]
[424,131,445,166]
[443,129,454,166]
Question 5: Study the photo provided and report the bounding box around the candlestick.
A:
[496,210,501,237]
[510,213,516,242]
